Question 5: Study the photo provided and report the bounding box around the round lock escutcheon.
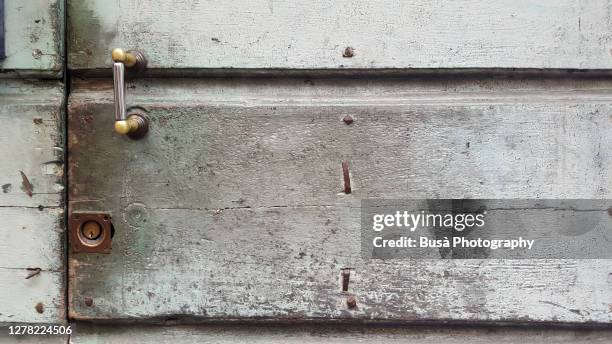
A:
[77,220,106,247]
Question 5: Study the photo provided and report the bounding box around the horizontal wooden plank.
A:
[0,0,63,76]
[70,1,612,71]
[68,206,612,324]
[0,80,65,324]
[68,78,611,206]
[68,324,612,344]
[68,78,612,323]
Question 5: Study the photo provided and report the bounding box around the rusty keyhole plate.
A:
[69,212,113,253]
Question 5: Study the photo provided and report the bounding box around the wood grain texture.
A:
[68,78,612,323]
[0,81,65,324]
[0,0,63,77]
[70,0,612,71]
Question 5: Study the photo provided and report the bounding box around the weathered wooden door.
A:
[66,1,612,324]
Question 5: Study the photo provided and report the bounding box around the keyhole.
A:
[81,221,102,240]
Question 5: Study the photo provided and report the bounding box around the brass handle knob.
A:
[111,48,149,139]
[111,48,138,68]
[114,116,141,135]
[111,48,147,71]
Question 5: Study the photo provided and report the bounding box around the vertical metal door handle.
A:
[111,48,149,139]
[113,62,126,124]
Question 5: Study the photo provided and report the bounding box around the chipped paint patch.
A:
[19,171,34,197]
[2,183,11,193]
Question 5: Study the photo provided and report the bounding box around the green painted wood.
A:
[0,80,65,323]
[0,80,64,207]
[0,0,63,77]
[68,77,612,323]
[69,0,612,71]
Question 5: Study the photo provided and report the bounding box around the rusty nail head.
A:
[343,115,354,125]
[343,47,354,58]
[84,297,94,307]
[347,295,357,309]
[35,302,44,314]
